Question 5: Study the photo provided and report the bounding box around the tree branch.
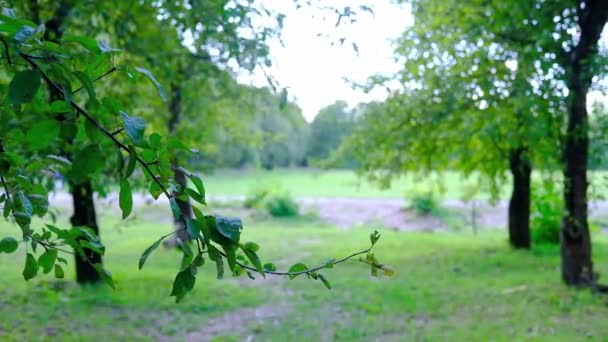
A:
[214,241,373,277]
[72,66,118,95]
[20,52,172,199]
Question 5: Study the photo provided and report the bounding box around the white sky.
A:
[237,0,413,121]
[237,1,607,122]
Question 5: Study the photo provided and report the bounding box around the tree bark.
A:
[32,0,104,283]
[166,80,193,244]
[70,180,102,283]
[172,164,192,242]
[508,148,531,249]
[560,1,608,286]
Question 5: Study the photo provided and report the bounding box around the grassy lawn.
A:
[1,207,608,341]
[202,168,491,199]
[201,168,608,200]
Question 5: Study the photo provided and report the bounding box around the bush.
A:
[408,190,441,216]
[265,193,299,217]
[531,181,562,245]
[244,186,299,217]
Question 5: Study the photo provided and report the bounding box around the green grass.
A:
[202,168,488,199]
[1,209,608,341]
[202,168,608,200]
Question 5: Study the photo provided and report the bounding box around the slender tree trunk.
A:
[166,80,193,244]
[560,1,608,286]
[33,0,104,283]
[508,148,531,249]
[70,180,102,283]
[172,163,192,242]
[561,77,593,285]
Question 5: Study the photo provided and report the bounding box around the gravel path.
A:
[47,192,608,231]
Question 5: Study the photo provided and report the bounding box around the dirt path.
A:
[47,192,608,231]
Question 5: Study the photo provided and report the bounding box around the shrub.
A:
[531,181,562,245]
[244,186,299,217]
[408,190,441,216]
[265,193,299,217]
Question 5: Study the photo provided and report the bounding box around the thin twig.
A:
[31,238,76,256]
[20,52,172,199]
[0,141,11,202]
[72,66,118,94]
[0,36,11,65]
[213,241,373,277]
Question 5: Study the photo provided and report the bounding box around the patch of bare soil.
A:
[298,197,507,231]
[180,304,290,342]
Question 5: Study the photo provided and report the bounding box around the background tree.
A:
[307,101,356,168]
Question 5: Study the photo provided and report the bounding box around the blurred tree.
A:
[308,101,356,168]
[354,0,608,288]
[0,5,387,300]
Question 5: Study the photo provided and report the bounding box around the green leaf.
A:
[170,268,196,303]
[73,71,96,99]
[13,25,35,42]
[288,263,308,279]
[124,145,137,179]
[243,241,260,253]
[208,245,224,279]
[186,218,201,238]
[242,247,265,277]
[169,198,182,219]
[119,179,133,220]
[177,238,193,258]
[8,70,41,105]
[188,174,206,204]
[94,264,115,289]
[38,249,57,274]
[318,273,331,289]
[17,192,33,217]
[193,253,205,267]
[148,180,163,200]
[185,188,205,205]
[370,230,381,246]
[138,235,166,270]
[0,237,18,253]
[22,252,38,281]
[120,112,146,145]
[50,100,72,113]
[63,35,101,53]
[134,67,167,102]
[26,120,60,150]
[223,244,237,272]
[54,264,64,279]
[263,263,277,272]
[149,133,162,148]
[71,145,103,184]
[214,215,242,244]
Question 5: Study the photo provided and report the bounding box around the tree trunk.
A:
[561,80,593,285]
[70,180,102,283]
[172,163,192,242]
[508,148,531,249]
[165,80,194,245]
[33,1,104,283]
[560,1,608,286]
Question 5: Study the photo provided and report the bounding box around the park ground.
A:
[2,169,608,341]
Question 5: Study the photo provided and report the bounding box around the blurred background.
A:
[2,0,608,341]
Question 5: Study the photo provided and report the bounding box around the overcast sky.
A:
[238,0,412,121]
[237,1,607,122]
